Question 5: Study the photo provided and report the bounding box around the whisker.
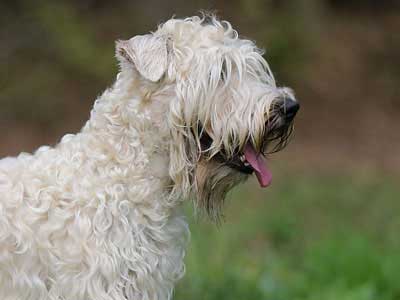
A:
[264,122,294,155]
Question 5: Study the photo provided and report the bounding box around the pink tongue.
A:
[244,143,272,187]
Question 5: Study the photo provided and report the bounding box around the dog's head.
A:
[116,15,299,220]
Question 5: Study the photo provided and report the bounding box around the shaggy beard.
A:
[193,158,248,221]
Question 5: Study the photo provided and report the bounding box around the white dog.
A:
[0,15,299,300]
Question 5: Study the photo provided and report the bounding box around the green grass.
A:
[175,171,400,300]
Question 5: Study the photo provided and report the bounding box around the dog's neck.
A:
[81,69,172,182]
[58,69,188,298]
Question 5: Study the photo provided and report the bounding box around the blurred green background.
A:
[1,1,399,299]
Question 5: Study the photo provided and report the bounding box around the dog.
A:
[0,15,299,300]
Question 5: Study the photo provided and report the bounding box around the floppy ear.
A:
[116,34,168,82]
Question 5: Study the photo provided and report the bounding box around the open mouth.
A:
[227,142,272,187]
[198,115,294,188]
[199,131,274,188]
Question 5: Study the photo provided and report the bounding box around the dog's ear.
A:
[116,34,168,82]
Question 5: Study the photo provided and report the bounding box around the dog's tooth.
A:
[244,162,250,167]
[240,154,245,162]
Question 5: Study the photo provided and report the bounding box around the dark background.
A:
[1,1,399,299]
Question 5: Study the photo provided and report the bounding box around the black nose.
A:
[280,98,300,121]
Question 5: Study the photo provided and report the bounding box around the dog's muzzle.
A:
[198,96,300,187]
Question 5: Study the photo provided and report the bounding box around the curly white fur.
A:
[0,15,295,300]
